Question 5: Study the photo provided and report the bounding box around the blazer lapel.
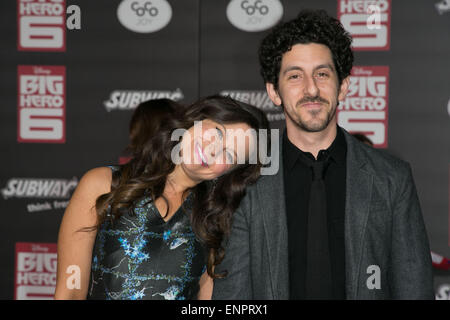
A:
[257,129,374,299]
[259,132,289,299]
[343,130,374,299]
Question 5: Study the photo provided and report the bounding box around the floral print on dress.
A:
[87,166,206,300]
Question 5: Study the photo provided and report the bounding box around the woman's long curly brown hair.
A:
[90,95,270,279]
[126,98,179,157]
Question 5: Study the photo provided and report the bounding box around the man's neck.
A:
[285,120,338,159]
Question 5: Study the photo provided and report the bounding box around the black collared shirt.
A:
[283,126,347,300]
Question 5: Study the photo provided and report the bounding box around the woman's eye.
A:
[226,152,234,164]
[216,127,223,139]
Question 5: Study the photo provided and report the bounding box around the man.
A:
[212,10,434,299]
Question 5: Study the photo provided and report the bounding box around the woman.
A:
[54,95,269,300]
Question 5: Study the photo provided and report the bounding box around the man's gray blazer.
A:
[212,129,434,300]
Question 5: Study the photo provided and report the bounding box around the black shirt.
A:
[283,126,347,299]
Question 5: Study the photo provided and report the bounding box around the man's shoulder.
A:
[250,168,283,193]
[235,167,283,214]
[346,133,411,179]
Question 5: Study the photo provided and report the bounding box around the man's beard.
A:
[284,95,338,133]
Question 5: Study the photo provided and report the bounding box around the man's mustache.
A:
[297,96,329,106]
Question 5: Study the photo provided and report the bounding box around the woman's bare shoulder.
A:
[76,167,114,196]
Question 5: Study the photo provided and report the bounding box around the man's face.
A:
[266,43,349,133]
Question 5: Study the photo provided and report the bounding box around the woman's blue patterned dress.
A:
[87,167,206,300]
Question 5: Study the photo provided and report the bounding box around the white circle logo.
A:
[117,0,172,33]
[447,98,450,118]
[226,0,283,32]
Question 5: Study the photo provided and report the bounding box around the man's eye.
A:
[317,72,329,78]
[288,74,299,80]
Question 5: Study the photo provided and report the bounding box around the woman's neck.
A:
[165,165,198,197]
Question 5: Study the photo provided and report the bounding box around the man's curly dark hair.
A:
[258,9,354,89]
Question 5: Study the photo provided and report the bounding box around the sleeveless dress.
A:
[87,166,207,300]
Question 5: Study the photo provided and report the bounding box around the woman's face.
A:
[178,119,256,182]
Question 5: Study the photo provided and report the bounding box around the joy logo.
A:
[117,0,172,33]
[436,284,450,300]
[241,0,269,15]
[226,0,283,32]
[447,98,450,118]
[131,1,159,17]
[436,0,450,14]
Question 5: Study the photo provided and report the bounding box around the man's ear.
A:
[266,82,282,106]
[338,76,350,102]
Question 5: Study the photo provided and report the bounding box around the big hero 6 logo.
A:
[17,0,81,52]
[338,0,391,51]
[18,65,66,143]
[227,0,283,32]
[337,66,389,148]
